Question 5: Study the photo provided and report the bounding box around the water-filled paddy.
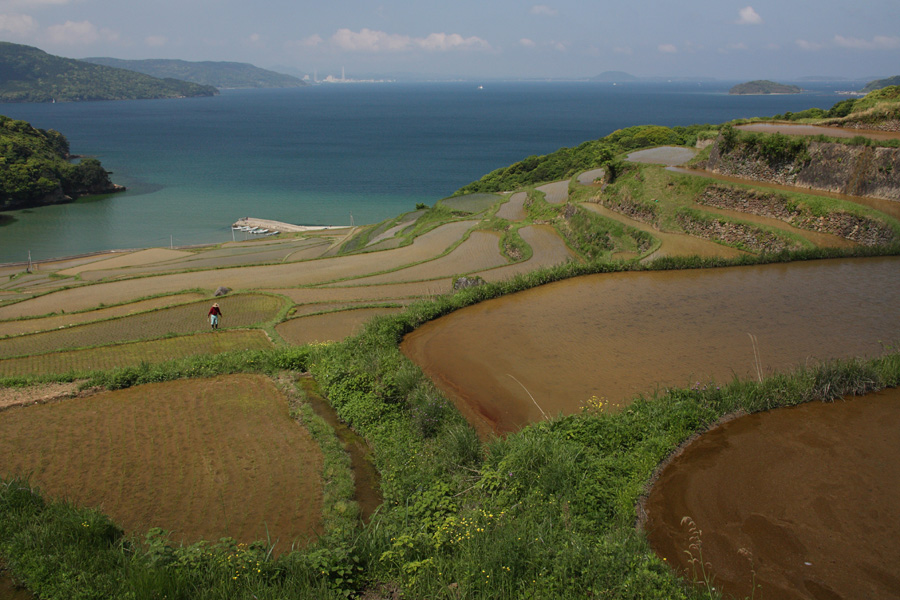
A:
[644,386,900,600]
[402,257,900,436]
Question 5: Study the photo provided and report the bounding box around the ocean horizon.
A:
[0,80,854,262]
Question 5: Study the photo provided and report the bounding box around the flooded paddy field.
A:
[644,386,900,600]
[402,257,900,436]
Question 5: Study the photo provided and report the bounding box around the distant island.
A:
[81,58,308,89]
[0,115,122,210]
[592,71,638,83]
[0,42,218,103]
[729,80,802,95]
[861,75,900,94]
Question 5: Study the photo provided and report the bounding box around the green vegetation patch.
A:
[0,293,284,359]
[455,124,713,195]
[0,115,118,209]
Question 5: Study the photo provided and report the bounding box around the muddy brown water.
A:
[401,257,900,437]
[644,386,900,600]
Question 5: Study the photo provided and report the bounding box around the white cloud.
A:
[519,38,536,47]
[658,43,677,54]
[332,28,410,51]
[145,35,167,47]
[736,6,763,25]
[551,41,567,52]
[530,5,558,17]
[834,34,900,50]
[44,20,118,45]
[0,13,37,36]
[418,32,490,51]
[795,39,823,51]
[331,28,489,52]
[614,46,633,55]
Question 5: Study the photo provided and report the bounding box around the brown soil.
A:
[0,375,324,552]
[0,381,92,411]
[643,387,900,600]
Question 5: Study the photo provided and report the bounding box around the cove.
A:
[401,257,900,437]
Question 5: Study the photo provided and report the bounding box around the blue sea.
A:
[0,80,855,262]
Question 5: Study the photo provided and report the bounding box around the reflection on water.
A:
[402,257,900,436]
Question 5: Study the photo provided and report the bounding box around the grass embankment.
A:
[2,252,899,599]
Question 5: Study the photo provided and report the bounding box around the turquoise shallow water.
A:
[0,81,851,262]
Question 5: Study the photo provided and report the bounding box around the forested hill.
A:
[0,42,218,102]
[862,75,900,94]
[729,80,801,95]
[82,58,307,89]
[0,115,121,209]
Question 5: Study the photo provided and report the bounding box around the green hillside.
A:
[0,42,218,102]
[82,58,307,89]
[861,75,900,93]
[0,115,120,209]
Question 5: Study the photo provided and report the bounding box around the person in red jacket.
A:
[208,302,222,330]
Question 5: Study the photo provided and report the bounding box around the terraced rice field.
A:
[577,168,605,185]
[75,239,332,281]
[341,231,507,285]
[0,221,475,319]
[581,203,745,260]
[57,248,194,276]
[276,307,402,345]
[536,180,570,204]
[438,193,502,214]
[496,192,528,221]
[626,146,698,166]
[0,293,206,338]
[268,280,454,304]
[0,294,283,359]
[479,226,577,282]
[0,330,273,377]
[0,375,324,550]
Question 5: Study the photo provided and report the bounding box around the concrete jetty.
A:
[232,217,348,233]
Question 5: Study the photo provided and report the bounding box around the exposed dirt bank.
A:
[697,184,897,246]
[704,137,900,201]
[643,386,900,600]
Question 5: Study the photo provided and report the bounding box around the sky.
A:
[0,0,897,81]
